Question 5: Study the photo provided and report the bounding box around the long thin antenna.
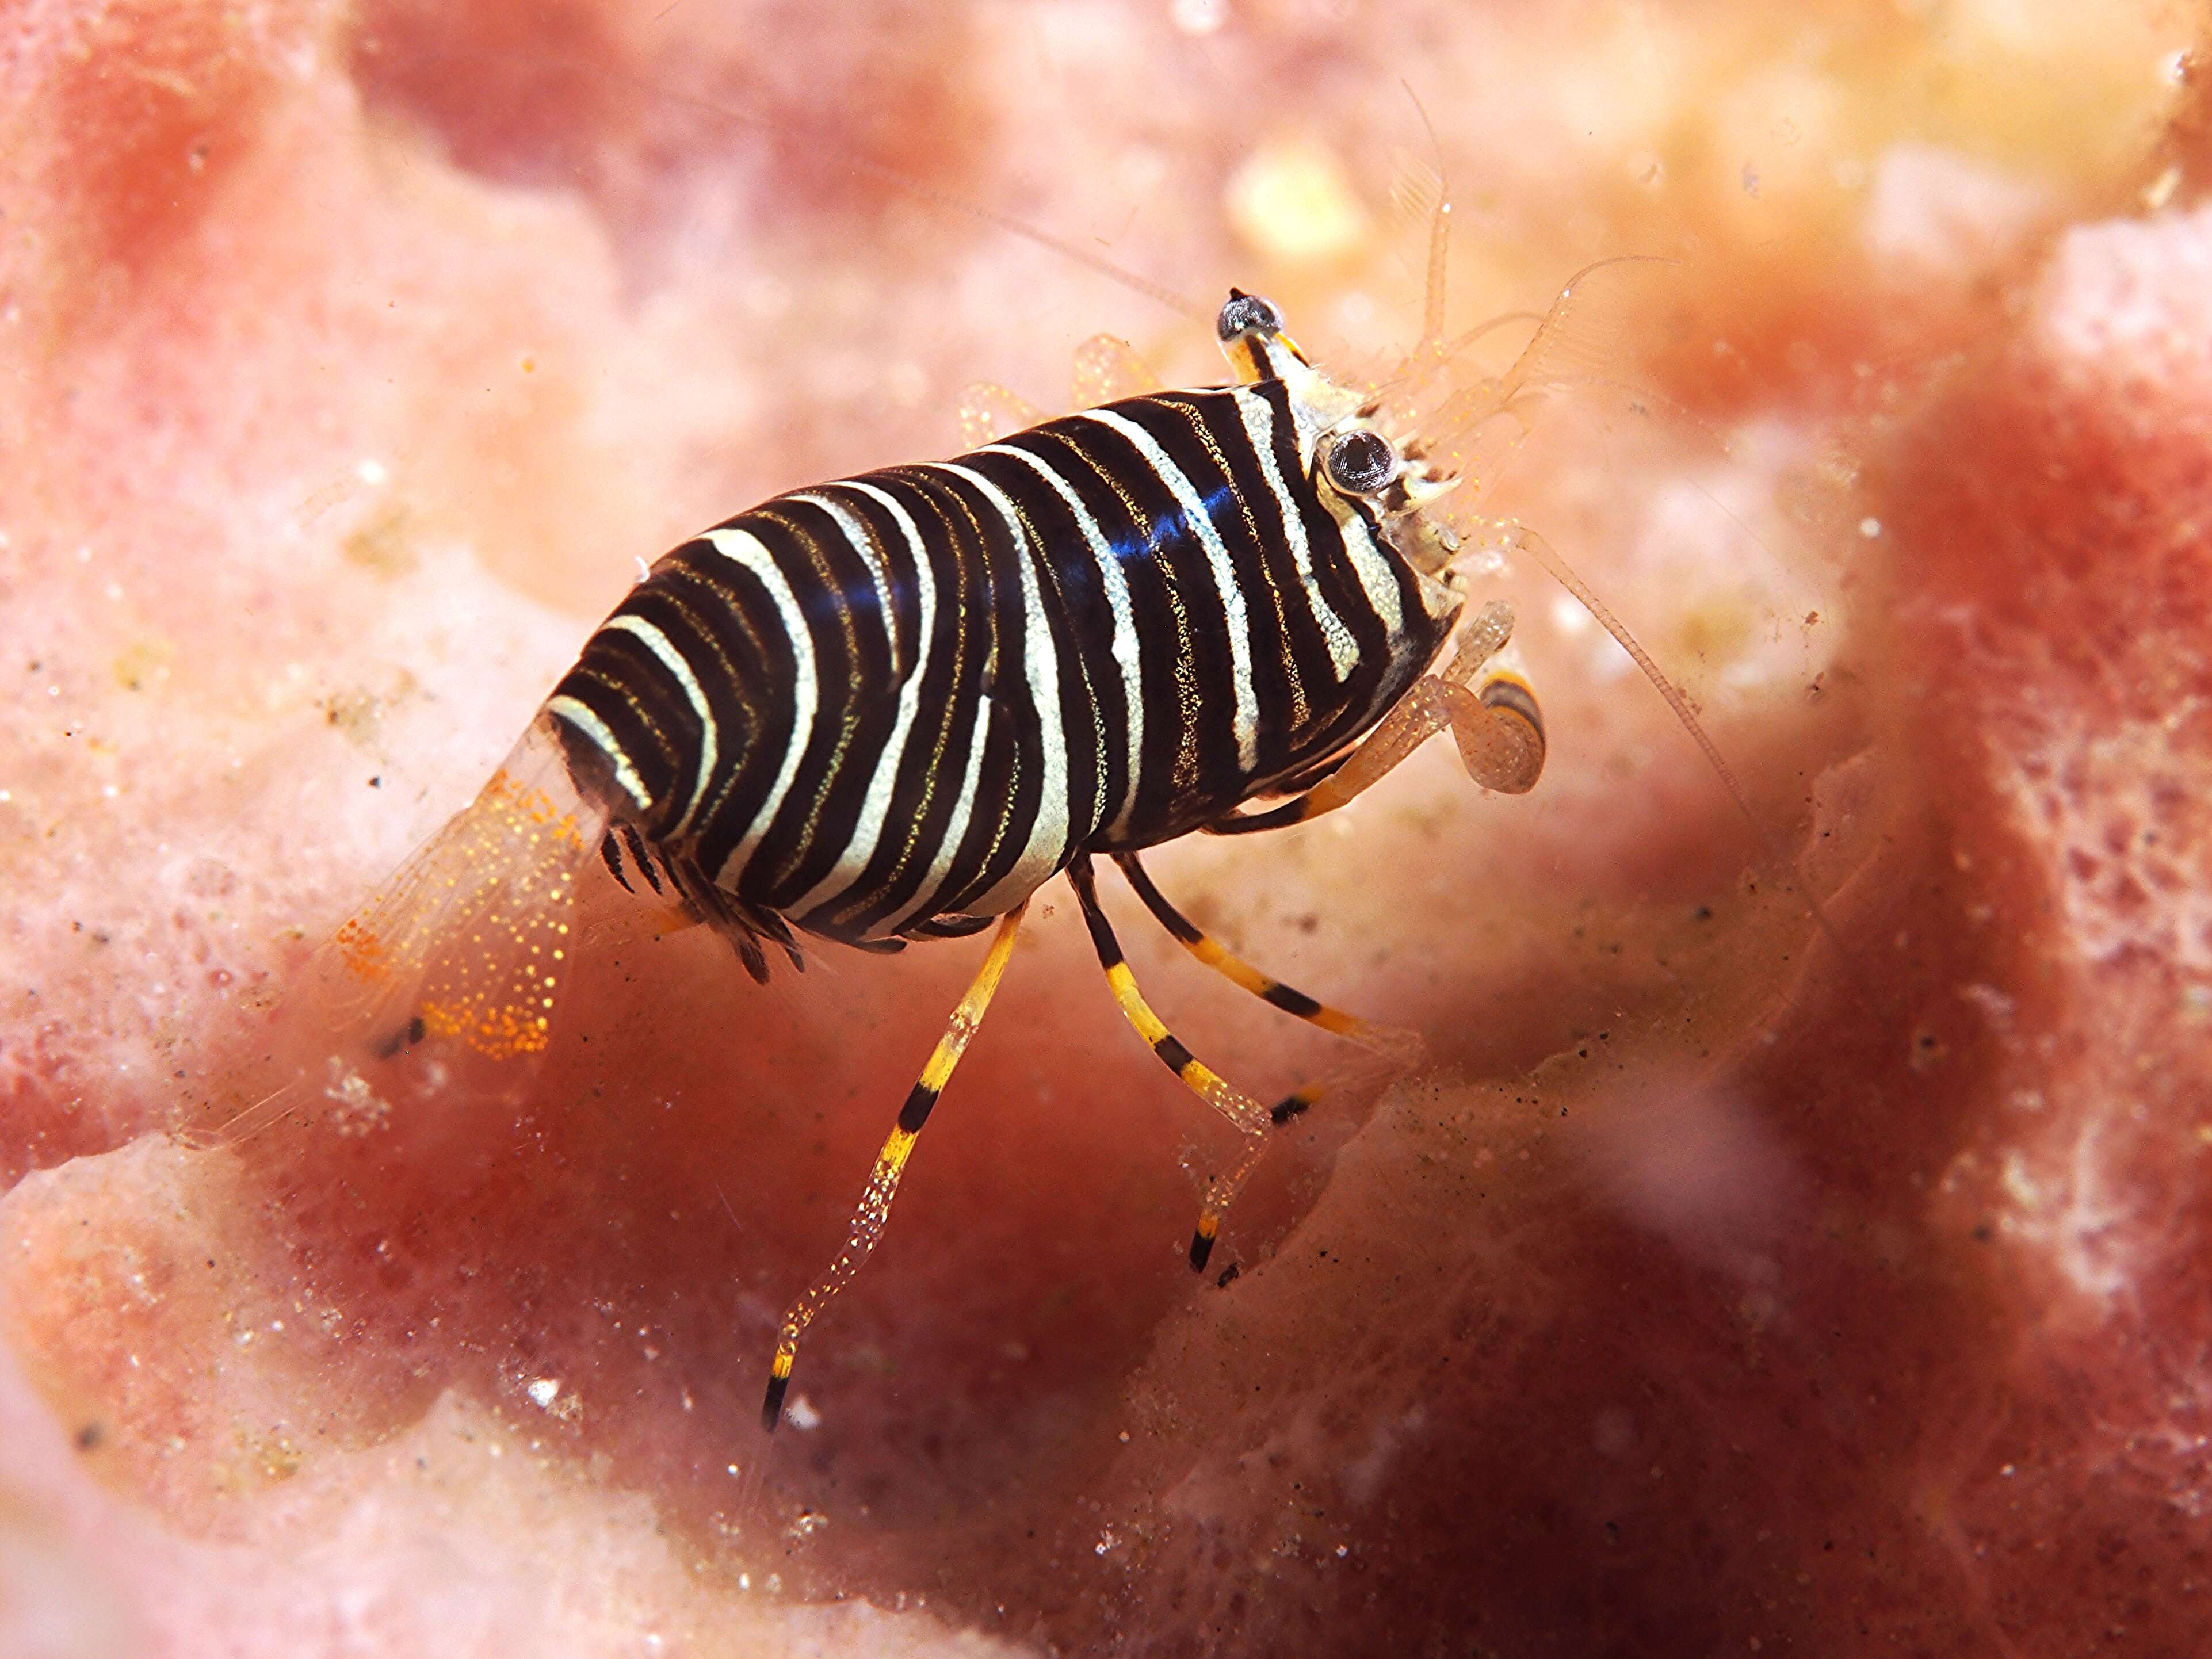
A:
[1491,256,1677,410]
[425,48,1210,323]
[635,79,1212,319]
[1400,81,1451,347]
[1500,524,1856,970]
[1510,527,1753,816]
[810,144,1208,323]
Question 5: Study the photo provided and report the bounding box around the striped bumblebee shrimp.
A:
[191,112,1721,1434]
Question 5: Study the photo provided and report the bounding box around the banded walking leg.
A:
[1065,855,1269,1273]
[1111,851,1424,1121]
[1207,600,1545,838]
[761,903,1027,1431]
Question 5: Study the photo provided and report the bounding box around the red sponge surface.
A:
[3,2,2206,1654]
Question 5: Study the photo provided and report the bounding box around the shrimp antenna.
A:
[1399,79,1452,348]
[771,120,1210,324]
[1499,523,1858,972]
[625,74,1212,320]
[380,46,1209,324]
[633,60,1210,323]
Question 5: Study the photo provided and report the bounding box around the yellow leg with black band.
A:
[1111,851,1422,1065]
[761,901,1027,1432]
[1065,854,1270,1272]
[1268,1078,1327,1125]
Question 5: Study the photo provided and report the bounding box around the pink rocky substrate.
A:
[3,2,2208,1654]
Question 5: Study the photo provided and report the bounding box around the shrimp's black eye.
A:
[1322,429,1397,495]
[1216,288,1283,341]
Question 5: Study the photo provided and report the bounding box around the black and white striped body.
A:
[545,376,1462,954]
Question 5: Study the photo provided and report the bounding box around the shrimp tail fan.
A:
[184,714,612,1150]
